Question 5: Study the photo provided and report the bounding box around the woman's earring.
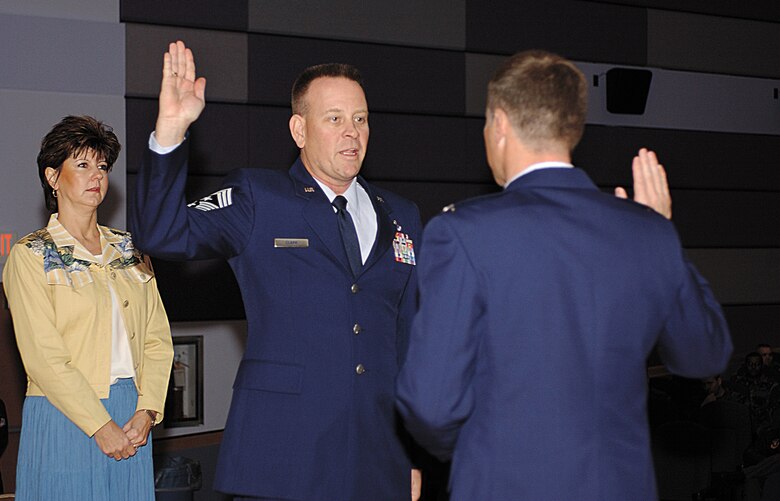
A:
[52,188,58,198]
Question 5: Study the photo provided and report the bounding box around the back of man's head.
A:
[487,50,587,153]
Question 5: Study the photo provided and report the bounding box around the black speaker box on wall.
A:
[606,68,653,115]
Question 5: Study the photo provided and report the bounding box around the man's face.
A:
[759,347,774,366]
[294,77,369,193]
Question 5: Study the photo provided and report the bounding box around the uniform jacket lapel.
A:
[289,159,355,276]
[288,159,397,277]
[358,177,395,273]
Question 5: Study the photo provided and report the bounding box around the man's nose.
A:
[344,122,358,137]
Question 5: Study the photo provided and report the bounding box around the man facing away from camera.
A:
[396,50,733,500]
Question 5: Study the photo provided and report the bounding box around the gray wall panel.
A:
[125,23,248,103]
[581,61,780,135]
[0,0,118,22]
[0,14,124,95]
[465,0,646,64]
[467,55,780,136]
[248,34,465,114]
[687,249,780,305]
[648,9,780,79]
[248,0,465,50]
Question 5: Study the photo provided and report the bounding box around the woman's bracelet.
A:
[144,409,158,426]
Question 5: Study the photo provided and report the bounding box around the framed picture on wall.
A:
[164,336,204,428]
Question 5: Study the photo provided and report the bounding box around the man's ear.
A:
[492,108,510,139]
[44,167,59,189]
[289,114,305,148]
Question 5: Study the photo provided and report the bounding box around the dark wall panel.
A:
[248,34,466,114]
[248,0,466,50]
[125,23,248,103]
[126,98,250,176]
[673,191,780,249]
[465,0,647,65]
[361,114,470,182]
[687,249,780,305]
[126,172,244,321]
[572,126,780,191]
[122,0,780,353]
[372,180,498,224]
[591,0,780,23]
[723,304,780,357]
[648,10,780,79]
[120,0,248,31]
[247,105,300,170]
[152,258,245,321]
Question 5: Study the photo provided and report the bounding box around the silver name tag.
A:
[274,238,309,248]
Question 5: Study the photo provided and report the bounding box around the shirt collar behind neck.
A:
[504,161,573,188]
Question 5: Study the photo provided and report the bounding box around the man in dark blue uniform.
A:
[131,41,421,500]
[396,49,732,500]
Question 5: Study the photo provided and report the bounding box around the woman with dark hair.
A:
[2,115,173,500]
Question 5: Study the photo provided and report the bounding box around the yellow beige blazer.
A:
[2,215,173,437]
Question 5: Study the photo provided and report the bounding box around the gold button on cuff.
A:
[355,364,365,375]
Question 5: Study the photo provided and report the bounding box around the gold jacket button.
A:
[351,283,360,294]
[110,272,117,279]
[122,300,129,308]
[353,323,361,335]
[355,364,365,375]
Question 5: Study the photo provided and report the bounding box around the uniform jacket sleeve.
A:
[396,215,482,460]
[657,251,733,377]
[130,139,254,260]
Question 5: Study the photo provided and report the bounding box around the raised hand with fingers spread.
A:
[155,40,207,147]
[615,147,672,219]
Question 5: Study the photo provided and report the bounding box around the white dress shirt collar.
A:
[311,177,376,264]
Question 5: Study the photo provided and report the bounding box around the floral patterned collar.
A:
[23,214,144,287]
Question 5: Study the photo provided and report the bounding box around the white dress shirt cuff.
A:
[149,131,182,155]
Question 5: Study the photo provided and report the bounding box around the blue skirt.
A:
[15,378,154,500]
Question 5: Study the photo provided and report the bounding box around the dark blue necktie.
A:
[333,195,362,276]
